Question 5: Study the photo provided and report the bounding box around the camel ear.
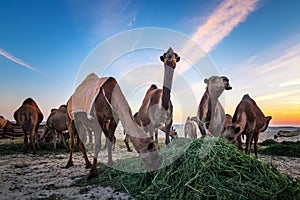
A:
[266,116,272,122]
[175,53,180,62]
[234,127,240,134]
[160,56,164,62]
[204,78,209,84]
[147,142,154,150]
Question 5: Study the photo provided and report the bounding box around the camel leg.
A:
[245,132,253,155]
[76,122,92,169]
[22,128,28,153]
[88,121,103,180]
[88,129,93,150]
[164,119,173,146]
[237,135,243,151]
[30,127,36,154]
[35,125,40,150]
[253,133,259,158]
[198,123,206,138]
[53,131,58,150]
[107,119,118,166]
[124,134,132,152]
[62,133,69,150]
[66,122,75,168]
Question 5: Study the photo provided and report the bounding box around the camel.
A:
[0,115,14,139]
[184,116,197,139]
[137,47,180,146]
[14,98,43,153]
[197,76,232,137]
[39,105,69,150]
[223,94,272,157]
[66,74,161,180]
[123,112,178,152]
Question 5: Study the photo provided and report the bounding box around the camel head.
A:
[160,47,180,68]
[222,123,240,143]
[204,76,232,98]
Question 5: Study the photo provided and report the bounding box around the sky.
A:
[0,0,300,126]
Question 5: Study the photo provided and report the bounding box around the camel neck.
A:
[162,65,174,110]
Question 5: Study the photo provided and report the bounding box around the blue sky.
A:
[1,0,300,126]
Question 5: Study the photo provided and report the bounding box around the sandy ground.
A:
[0,149,134,200]
[259,155,300,179]
[0,133,299,199]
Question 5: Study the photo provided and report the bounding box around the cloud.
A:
[0,49,36,71]
[178,0,259,75]
[192,0,259,52]
[280,79,300,87]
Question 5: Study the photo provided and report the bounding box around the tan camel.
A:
[184,116,197,139]
[66,74,161,180]
[14,98,43,153]
[197,76,232,137]
[137,47,180,146]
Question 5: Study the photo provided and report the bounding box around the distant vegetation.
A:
[259,140,300,157]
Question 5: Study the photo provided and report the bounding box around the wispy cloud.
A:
[0,49,36,71]
[192,0,259,52]
[280,79,300,87]
[178,0,259,75]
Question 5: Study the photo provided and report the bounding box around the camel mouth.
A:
[225,85,232,90]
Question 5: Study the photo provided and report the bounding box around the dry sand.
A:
[0,150,133,200]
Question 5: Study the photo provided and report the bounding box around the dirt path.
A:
[0,151,131,200]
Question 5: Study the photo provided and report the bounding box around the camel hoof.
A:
[87,173,98,181]
[127,149,133,152]
[65,161,74,168]
[85,162,92,169]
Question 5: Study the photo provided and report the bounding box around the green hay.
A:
[259,141,300,157]
[0,138,77,156]
[259,139,278,146]
[74,138,300,200]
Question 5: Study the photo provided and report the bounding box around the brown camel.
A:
[0,115,14,139]
[197,76,232,137]
[39,105,69,150]
[137,47,180,146]
[14,98,43,153]
[123,111,178,152]
[223,94,272,157]
[66,74,161,180]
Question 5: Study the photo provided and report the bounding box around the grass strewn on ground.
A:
[0,138,78,156]
[74,137,300,200]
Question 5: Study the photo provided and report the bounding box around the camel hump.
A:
[51,108,58,113]
[242,94,251,100]
[22,97,36,105]
[150,84,158,90]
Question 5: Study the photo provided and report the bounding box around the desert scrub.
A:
[74,137,300,200]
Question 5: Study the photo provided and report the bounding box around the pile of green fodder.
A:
[259,140,300,157]
[75,137,300,200]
